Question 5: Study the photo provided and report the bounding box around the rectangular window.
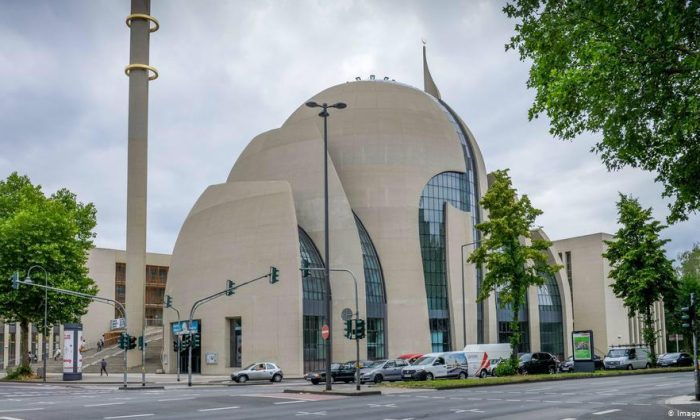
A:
[303,315,327,373]
[229,318,242,368]
[367,318,385,360]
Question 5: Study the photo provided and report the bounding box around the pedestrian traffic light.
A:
[270,266,279,284]
[193,333,201,349]
[173,338,179,352]
[10,272,19,290]
[118,333,126,350]
[128,335,137,350]
[181,334,190,349]
[344,319,353,339]
[682,304,696,329]
[355,318,366,340]
[138,336,146,350]
[225,279,235,296]
[165,295,172,308]
[301,259,310,278]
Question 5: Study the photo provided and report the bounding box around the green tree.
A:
[467,170,561,362]
[603,194,676,361]
[0,173,98,375]
[504,0,700,223]
[665,244,700,352]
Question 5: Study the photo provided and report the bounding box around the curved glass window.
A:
[538,274,564,359]
[354,213,387,360]
[496,298,530,353]
[299,227,328,372]
[419,171,471,352]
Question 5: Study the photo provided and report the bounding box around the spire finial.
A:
[422,41,441,99]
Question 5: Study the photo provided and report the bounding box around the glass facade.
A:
[299,227,328,373]
[496,297,531,353]
[538,274,564,358]
[419,171,471,352]
[354,213,387,360]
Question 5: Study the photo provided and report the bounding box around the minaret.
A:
[124,0,158,370]
[422,41,442,100]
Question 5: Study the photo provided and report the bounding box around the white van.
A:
[464,344,513,378]
[603,345,652,370]
[401,351,469,381]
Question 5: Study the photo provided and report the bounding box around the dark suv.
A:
[304,363,356,385]
[518,352,559,374]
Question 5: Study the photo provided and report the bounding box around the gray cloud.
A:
[1,0,696,262]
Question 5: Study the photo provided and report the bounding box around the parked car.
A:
[360,359,409,384]
[231,362,283,383]
[604,346,651,370]
[518,352,559,375]
[559,354,604,372]
[304,363,356,385]
[657,352,693,367]
[401,351,468,381]
[487,358,503,376]
[397,353,423,365]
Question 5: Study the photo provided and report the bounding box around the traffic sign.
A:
[321,324,330,340]
[341,308,353,322]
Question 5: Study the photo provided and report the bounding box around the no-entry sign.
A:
[321,324,330,340]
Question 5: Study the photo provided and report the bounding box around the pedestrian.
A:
[53,346,61,361]
[100,358,108,376]
[97,338,103,352]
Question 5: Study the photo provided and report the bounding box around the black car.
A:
[304,363,356,385]
[559,354,605,372]
[657,352,693,367]
[518,352,559,375]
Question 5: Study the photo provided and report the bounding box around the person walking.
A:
[53,346,61,361]
[100,358,108,376]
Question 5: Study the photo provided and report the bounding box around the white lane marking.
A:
[506,399,521,402]
[0,409,44,413]
[431,396,445,399]
[157,397,195,402]
[198,406,239,412]
[274,400,307,405]
[655,383,674,387]
[543,400,561,403]
[593,409,622,415]
[0,416,27,420]
[104,415,154,419]
[560,418,577,420]
[528,387,552,391]
[451,409,484,414]
[467,397,483,400]
[368,404,397,408]
[85,402,125,407]
[611,402,628,405]
[295,411,327,416]
[633,403,652,406]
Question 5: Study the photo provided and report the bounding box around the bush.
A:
[494,359,517,377]
[4,365,33,381]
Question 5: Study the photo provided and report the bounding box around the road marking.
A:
[467,397,483,400]
[85,402,125,407]
[295,411,327,416]
[593,409,621,415]
[369,404,397,408]
[611,402,628,405]
[157,397,195,402]
[528,387,552,391]
[633,403,652,406]
[0,409,44,413]
[198,406,239,412]
[451,409,485,414]
[431,396,445,399]
[0,416,28,420]
[655,383,674,387]
[275,400,307,405]
[506,399,521,402]
[104,415,154,420]
[543,400,561,403]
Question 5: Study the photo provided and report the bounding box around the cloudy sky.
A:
[1,0,697,261]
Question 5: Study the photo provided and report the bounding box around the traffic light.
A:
[301,259,310,278]
[173,338,179,352]
[138,336,146,350]
[270,266,279,284]
[128,335,137,350]
[225,280,235,296]
[682,304,696,329]
[344,319,353,339]
[165,295,172,308]
[181,334,191,349]
[118,333,126,350]
[193,333,201,349]
[355,318,366,340]
[10,272,19,290]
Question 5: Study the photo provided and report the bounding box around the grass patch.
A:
[383,367,694,390]
[2,365,38,381]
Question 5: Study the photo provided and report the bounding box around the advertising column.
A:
[63,323,83,381]
[572,330,595,373]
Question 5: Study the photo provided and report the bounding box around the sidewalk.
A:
[0,372,233,386]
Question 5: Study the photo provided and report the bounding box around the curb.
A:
[283,388,381,397]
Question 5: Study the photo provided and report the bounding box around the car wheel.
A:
[479,370,487,379]
[626,364,633,370]
[232,377,240,383]
[425,373,434,381]
[311,379,320,385]
[458,372,467,380]
[238,375,248,383]
[548,366,556,375]
[373,375,383,384]
[272,374,282,382]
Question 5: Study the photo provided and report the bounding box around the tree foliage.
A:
[468,170,561,360]
[665,243,700,351]
[0,173,98,371]
[504,0,700,222]
[603,194,676,359]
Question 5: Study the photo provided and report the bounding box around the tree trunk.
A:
[19,319,31,373]
[510,302,521,364]
[642,307,657,362]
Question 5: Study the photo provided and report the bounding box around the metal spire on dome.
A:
[422,40,441,100]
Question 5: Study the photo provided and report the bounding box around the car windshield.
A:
[242,363,257,370]
[366,360,386,368]
[519,354,532,362]
[662,353,680,359]
[413,356,435,366]
[607,349,629,358]
[331,363,341,369]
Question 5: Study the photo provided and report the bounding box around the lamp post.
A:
[460,241,480,348]
[25,265,48,383]
[305,100,347,391]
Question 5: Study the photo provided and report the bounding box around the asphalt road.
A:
[0,372,696,419]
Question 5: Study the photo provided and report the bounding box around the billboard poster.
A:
[63,330,74,373]
[77,330,83,372]
[572,330,593,361]
[172,320,199,335]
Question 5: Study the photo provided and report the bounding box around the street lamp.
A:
[25,265,48,383]
[305,100,347,391]
[460,241,480,348]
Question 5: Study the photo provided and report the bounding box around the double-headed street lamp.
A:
[25,265,48,383]
[461,241,480,348]
[305,100,347,391]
